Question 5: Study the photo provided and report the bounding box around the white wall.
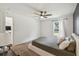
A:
[0,10,5,33]
[13,14,40,45]
[40,20,53,37]
[40,14,73,37]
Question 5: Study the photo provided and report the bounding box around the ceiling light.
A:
[40,16,44,19]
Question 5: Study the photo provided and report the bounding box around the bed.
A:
[28,37,75,56]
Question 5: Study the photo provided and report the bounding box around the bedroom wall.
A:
[40,14,73,37]
[40,20,53,37]
[0,10,5,33]
[13,14,40,45]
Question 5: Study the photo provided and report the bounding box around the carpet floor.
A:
[11,43,39,56]
[0,43,39,56]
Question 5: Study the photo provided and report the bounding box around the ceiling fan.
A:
[34,11,52,18]
[25,4,52,18]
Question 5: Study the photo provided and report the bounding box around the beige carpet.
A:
[11,43,39,56]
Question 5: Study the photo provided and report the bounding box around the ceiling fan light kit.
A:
[40,16,44,19]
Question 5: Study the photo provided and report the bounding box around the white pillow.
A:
[59,40,70,50]
[57,37,64,45]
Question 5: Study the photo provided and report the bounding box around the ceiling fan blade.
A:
[33,12,40,15]
[43,16,47,18]
[45,14,52,16]
[27,5,41,12]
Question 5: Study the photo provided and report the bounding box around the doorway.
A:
[5,16,13,44]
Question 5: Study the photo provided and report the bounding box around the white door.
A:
[5,16,13,44]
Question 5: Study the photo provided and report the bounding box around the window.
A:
[53,20,60,36]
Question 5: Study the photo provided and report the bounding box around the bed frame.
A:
[28,37,75,56]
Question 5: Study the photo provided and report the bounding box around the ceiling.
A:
[0,3,77,18]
